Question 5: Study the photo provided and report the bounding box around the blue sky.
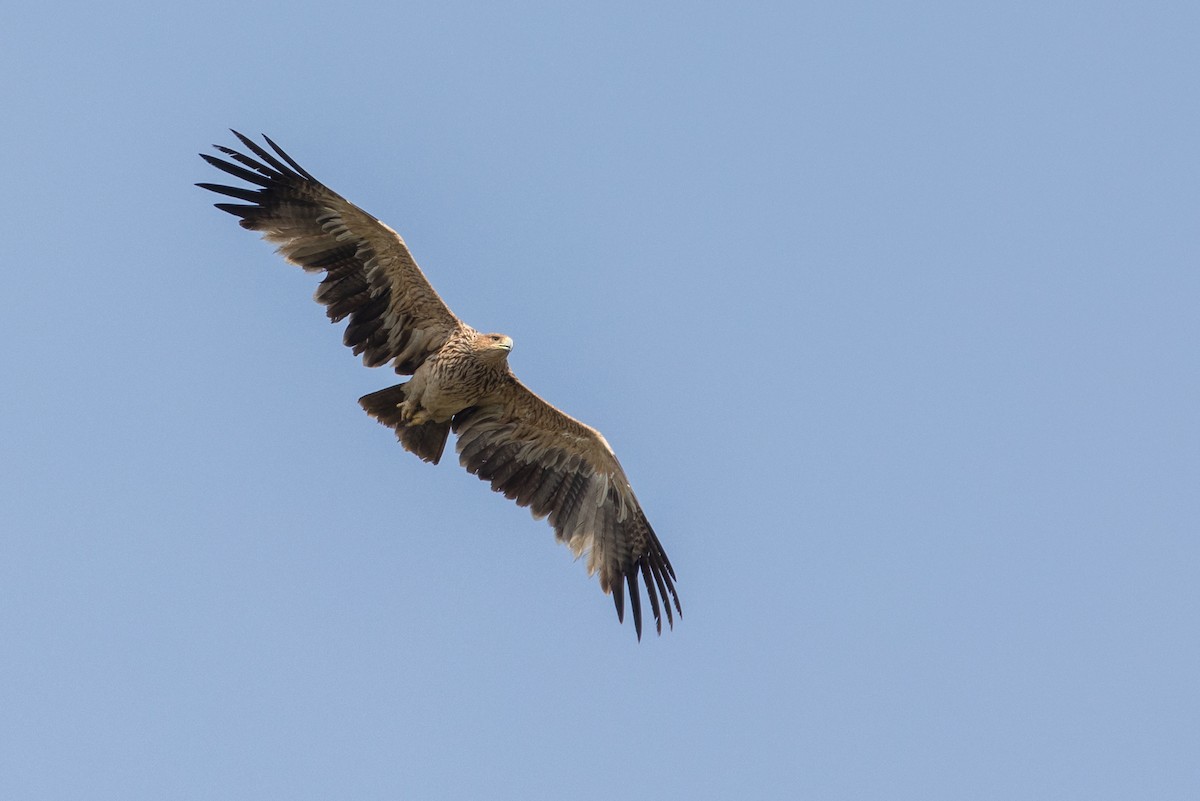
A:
[2,2,1198,798]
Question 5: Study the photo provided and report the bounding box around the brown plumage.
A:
[198,131,679,639]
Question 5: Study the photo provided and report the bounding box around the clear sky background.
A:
[2,2,1197,799]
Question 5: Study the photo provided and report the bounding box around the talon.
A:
[398,400,429,426]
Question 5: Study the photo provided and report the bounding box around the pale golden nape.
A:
[199,131,679,639]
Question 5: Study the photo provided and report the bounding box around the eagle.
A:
[198,132,680,639]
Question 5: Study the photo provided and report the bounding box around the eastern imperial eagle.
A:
[199,132,679,639]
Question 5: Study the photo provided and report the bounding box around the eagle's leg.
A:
[399,399,433,426]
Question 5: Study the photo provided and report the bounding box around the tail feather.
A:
[359,384,451,465]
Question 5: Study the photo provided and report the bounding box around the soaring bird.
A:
[198,132,679,638]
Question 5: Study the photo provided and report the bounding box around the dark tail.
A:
[358,384,451,465]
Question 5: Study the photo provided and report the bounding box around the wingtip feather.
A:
[612,578,625,624]
[627,572,643,641]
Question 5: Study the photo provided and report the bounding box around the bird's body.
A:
[400,330,513,427]
[199,132,679,638]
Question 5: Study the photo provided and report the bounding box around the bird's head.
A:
[475,332,514,365]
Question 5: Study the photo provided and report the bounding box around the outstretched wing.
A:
[452,380,681,639]
[198,131,463,374]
